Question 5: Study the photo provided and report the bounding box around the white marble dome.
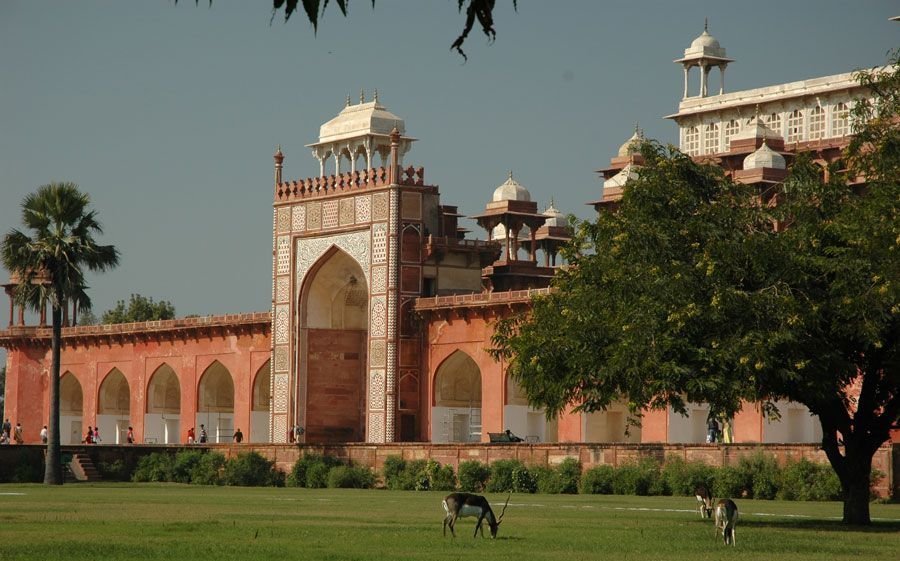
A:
[743,141,786,170]
[318,97,405,144]
[542,202,566,228]
[691,29,721,50]
[492,172,532,202]
[617,128,644,158]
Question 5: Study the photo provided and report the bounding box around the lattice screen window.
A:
[684,126,700,156]
[832,102,849,137]
[765,113,782,136]
[723,119,740,150]
[808,106,825,140]
[703,124,719,155]
[787,109,804,143]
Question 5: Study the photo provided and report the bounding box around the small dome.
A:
[604,163,640,189]
[542,201,566,228]
[492,172,532,202]
[617,127,645,158]
[691,29,721,50]
[743,141,786,170]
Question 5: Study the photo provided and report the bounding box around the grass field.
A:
[0,484,898,561]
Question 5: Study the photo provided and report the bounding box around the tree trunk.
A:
[843,472,872,526]
[43,305,63,485]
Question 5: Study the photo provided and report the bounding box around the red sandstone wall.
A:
[305,329,366,442]
[3,329,270,444]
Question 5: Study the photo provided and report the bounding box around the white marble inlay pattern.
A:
[355,195,371,224]
[372,223,387,264]
[275,276,290,303]
[274,304,289,344]
[295,230,371,292]
[370,295,386,337]
[371,266,386,294]
[292,204,306,232]
[273,373,289,413]
[370,369,385,411]
[277,207,291,233]
[276,236,290,275]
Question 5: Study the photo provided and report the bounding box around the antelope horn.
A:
[497,492,511,522]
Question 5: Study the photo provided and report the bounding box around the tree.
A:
[184,0,516,60]
[1,183,119,484]
[491,61,899,525]
[101,294,175,324]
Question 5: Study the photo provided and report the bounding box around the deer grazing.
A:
[714,499,738,546]
[694,484,713,519]
[442,492,511,538]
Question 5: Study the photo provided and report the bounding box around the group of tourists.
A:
[0,419,26,445]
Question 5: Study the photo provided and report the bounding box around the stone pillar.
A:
[719,65,725,95]
[683,66,690,98]
[5,287,13,327]
[529,229,536,262]
[700,63,708,97]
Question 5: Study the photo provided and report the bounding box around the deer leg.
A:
[474,514,485,538]
[448,515,457,538]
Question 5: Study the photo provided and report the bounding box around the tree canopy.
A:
[491,59,900,525]
[101,294,176,324]
[184,0,515,60]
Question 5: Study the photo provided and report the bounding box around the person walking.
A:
[40,425,48,444]
[187,427,195,444]
[1,419,10,440]
[93,426,101,444]
[126,426,135,444]
[707,415,720,443]
[84,426,93,444]
[13,423,24,444]
[199,424,208,444]
[232,428,243,443]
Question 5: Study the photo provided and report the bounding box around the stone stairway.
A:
[68,453,101,482]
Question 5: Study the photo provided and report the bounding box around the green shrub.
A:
[457,460,490,492]
[132,452,175,482]
[660,457,715,496]
[327,465,375,489]
[97,459,132,482]
[287,454,342,488]
[223,452,284,487]
[381,456,407,489]
[172,450,204,484]
[486,459,527,492]
[737,451,780,499]
[511,465,537,493]
[713,465,748,499]
[613,458,661,496]
[306,462,332,488]
[13,460,43,483]
[530,465,561,494]
[191,452,226,485]
[555,458,582,494]
[423,459,457,492]
[580,465,615,494]
[778,458,842,501]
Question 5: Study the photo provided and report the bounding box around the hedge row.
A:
[129,450,284,486]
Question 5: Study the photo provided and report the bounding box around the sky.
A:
[0,0,897,352]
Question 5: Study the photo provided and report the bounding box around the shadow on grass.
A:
[741,518,900,534]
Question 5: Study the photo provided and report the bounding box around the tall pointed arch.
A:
[299,247,368,443]
[197,360,235,443]
[145,363,181,444]
[432,350,482,443]
[60,372,83,444]
[250,360,271,443]
[97,368,130,444]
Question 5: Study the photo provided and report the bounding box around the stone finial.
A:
[360,89,365,104]
[346,93,351,107]
[374,88,379,103]
[508,170,514,180]
[704,17,708,32]
[274,145,284,164]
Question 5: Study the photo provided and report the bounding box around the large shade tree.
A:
[492,61,899,525]
[1,183,119,484]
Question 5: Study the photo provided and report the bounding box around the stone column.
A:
[683,66,690,98]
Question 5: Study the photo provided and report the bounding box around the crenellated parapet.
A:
[275,166,428,203]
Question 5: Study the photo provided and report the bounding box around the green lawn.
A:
[0,484,897,560]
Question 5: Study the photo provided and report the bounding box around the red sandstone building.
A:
[0,28,881,447]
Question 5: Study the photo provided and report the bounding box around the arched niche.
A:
[60,372,83,444]
[303,247,368,330]
[432,351,482,443]
[583,399,641,444]
[145,364,181,444]
[503,374,557,443]
[250,360,271,443]
[300,247,368,443]
[97,368,130,444]
[196,360,235,443]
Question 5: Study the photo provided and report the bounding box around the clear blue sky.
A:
[0,1,897,341]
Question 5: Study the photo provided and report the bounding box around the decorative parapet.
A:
[275,166,427,203]
[0,311,272,347]
[414,287,552,313]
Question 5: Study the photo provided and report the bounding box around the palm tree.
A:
[1,183,119,484]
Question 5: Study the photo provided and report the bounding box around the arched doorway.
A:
[583,400,641,443]
[60,372,83,444]
[432,351,482,443]
[146,364,181,444]
[504,374,557,443]
[250,360,271,443]
[97,368,130,444]
[300,247,368,443]
[197,360,234,443]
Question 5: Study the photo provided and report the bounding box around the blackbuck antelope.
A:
[714,499,738,546]
[694,484,713,518]
[442,492,511,538]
